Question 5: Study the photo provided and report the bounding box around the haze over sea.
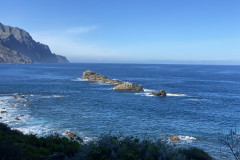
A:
[0,63,240,158]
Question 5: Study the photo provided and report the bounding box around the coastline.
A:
[1,63,240,159]
[0,122,213,160]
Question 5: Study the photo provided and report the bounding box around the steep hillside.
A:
[0,23,69,63]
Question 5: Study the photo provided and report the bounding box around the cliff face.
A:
[0,23,69,63]
[0,39,32,63]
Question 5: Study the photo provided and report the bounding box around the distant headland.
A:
[0,22,69,63]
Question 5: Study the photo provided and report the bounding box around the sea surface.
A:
[0,63,240,158]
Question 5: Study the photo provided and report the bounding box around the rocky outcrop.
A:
[65,130,76,138]
[82,70,143,92]
[82,70,124,85]
[170,136,180,142]
[150,89,166,96]
[0,22,69,63]
[113,82,143,92]
[15,117,20,120]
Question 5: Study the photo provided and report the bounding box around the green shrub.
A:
[0,123,213,160]
[179,147,213,160]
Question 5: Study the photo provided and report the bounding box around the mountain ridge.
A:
[0,23,69,63]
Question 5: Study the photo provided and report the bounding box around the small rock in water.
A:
[20,96,25,98]
[0,117,2,119]
[65,130,76,138]
[2,108,5,109]
[1,111,7,113]
[170,136,180,142]
[150,89,167,96]
[20,115,24,117]
[15,117,20,120]
[26,99,30,101]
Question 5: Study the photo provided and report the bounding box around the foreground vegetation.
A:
[0,123,213,160]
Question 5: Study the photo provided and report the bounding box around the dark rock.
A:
[150,89,167,96]
[0,117,2,119]
[113,82,143,92]
[0,22,69,63]
[170,136,180,142]
[19,115,24,117]
[20,96,25,98]
[1,111,7,113]
[82,70,124,85]
[15,117,20,120]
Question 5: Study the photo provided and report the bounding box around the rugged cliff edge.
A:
[0,23,69,63]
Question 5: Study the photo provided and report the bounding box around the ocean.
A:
[0,63,240,158]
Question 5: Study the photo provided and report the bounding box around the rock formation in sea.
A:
[170,136,180,142]
[82,70,143,92]
[82,70,124,85]
[150,89,167,96]
[113,82,143,92]
[0,22,69,63]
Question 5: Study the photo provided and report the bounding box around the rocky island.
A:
[0,22,69,63]
[150,89,167,96]
[82,70,124,85]
[113,82,144,92]
[82,70,144,92]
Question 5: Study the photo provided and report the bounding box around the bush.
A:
[0,123,82,159]
[0,123,213,160]
[179,147,213,160]
[74,134,212,160]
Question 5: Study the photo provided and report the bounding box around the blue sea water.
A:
[0,63,240,158]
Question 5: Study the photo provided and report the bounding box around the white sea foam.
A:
[53,95,65,98]
[179,135,197,141]
[13,125,52,136]
[134,88,155,97]
[166,93,187,97]
[188,98,201,101]
[0,96,12,101]
[28,94,40,97]
[83,136,97,143]
[143,89,155,92]
[71,78,87,81]
[41,95,66,98]
[135,93,154,97]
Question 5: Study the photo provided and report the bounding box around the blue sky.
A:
[0,0,240,64]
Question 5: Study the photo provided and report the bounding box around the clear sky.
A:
[0,0,240,64]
